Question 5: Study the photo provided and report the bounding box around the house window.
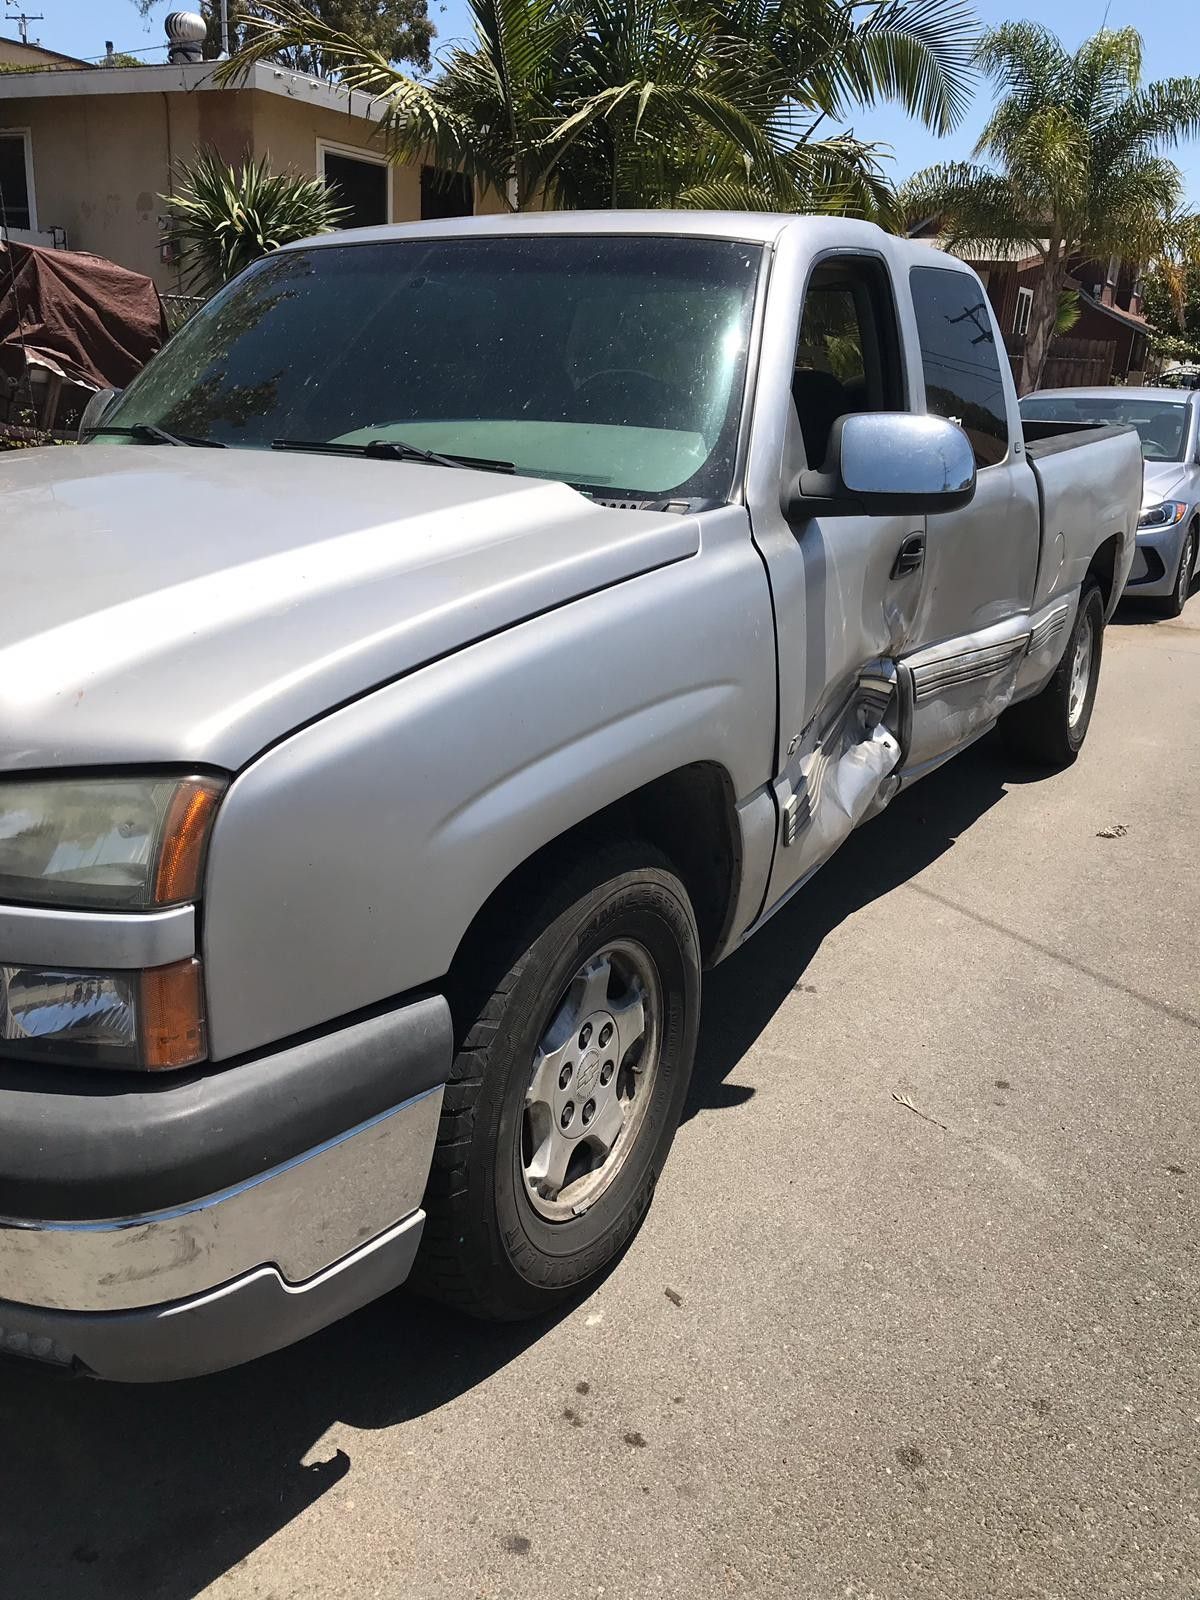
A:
[1014,286,1033,338]
[0,129,34,232]
[318,142,389,230]
[420,167,472,220]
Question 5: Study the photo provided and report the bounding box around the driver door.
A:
[746,249,928,914]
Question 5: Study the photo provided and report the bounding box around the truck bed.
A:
[1023,423,1144,614]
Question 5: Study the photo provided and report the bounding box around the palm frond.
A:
[843,0,979,137]
[900,161,1040,254]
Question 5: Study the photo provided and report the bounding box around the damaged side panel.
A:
[900,614,1032,774]
[762,662,904,915]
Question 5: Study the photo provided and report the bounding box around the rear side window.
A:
[909,266,1009,468]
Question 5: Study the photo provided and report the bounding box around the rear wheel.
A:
[413,845,701,1320]
[1158,524,1196,619]
[1000,580,1104,767]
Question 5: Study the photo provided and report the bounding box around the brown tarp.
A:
[0,239,169,392]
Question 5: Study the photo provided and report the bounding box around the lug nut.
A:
[600,1060,615,1085]
[559,1062,573,1089]
[578,1022,593,1048]
[560,1102,575,1129]
[598,1022,613,1047]
[582,1099,596,1125]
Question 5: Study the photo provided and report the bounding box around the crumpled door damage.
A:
[780,664,903,870]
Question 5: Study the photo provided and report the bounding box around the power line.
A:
[79,41,172,62]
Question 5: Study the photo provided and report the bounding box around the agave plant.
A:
[219,0,978,217]
[162,149,349,294]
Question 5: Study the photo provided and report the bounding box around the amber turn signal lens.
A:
[153,779,224,905]
[140,958,206,1070]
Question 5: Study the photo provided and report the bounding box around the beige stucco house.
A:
[0,32,89,69]
[0,57,502,291]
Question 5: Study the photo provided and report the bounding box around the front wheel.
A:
[412,846,701,1320]
[1158,524,1196,619]
[1000,580,1104,767]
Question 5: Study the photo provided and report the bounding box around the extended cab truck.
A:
[0,214,1141,1380]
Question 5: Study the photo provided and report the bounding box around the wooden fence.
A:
[1005,333,1117,389]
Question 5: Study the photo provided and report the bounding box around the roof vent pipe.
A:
[165,11,206,64]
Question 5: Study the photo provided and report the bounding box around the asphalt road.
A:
[3,595,1199,1600]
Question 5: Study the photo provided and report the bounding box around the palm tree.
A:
[162,150,349,293]
[1148,210,1200,336]
[902,24,1200,393]
[220,0,978,216]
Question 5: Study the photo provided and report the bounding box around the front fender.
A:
[201,509,776,1059]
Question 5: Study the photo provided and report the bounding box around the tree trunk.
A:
[1020,244,1067,395]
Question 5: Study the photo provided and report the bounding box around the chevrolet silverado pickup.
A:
[0,212,1142,1380]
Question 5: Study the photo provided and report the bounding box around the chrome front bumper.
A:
[0,998,451,1376]
[0,1087,442,1314]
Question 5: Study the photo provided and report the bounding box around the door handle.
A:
[891,533,925,579]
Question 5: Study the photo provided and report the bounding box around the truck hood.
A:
[0,446,697,772]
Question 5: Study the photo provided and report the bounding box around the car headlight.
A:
[1138,500,1189,530]
[0,774,224,910]
[0,775,223,1069]
[0,958,204,1070]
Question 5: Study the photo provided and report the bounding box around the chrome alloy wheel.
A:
[1067,608,1095,729]
[521,939,661,1222]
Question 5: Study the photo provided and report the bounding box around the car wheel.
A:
[1000,579,1104,767]
[412,844,701,1320]
[1158,523,1196,618]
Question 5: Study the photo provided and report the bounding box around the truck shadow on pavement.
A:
[0,734,1028,1600]
[685,730,1020,1121]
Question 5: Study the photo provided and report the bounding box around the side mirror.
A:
[784,412,977,519]
[78,387,123,440]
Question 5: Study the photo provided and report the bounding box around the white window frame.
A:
[1014,285,1033,338]
[315,137,392,225]
[0,127,37,233]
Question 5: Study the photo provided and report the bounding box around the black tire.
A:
[1157,523,1196,619]
[412,844,701,1321]
[1000,580,1105,767]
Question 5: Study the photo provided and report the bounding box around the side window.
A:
[909,266,1009,468]
[793,259,903,469]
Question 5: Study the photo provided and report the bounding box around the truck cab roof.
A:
[284,209,980,279]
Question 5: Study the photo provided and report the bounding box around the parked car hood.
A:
[0,446,698,771]
[1141,461,1191,503]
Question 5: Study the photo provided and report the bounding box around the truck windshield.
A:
[1020,395,1190,463]
[97,235,762,500]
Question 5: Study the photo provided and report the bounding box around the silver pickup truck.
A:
[0,213,1141,1381]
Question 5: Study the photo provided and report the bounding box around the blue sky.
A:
[20,0,1200,201]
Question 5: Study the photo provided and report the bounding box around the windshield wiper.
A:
[270,437,516,474]
[83,422,226,448]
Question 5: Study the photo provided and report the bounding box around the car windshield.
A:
[1020,394,1190,462]
[96,235,763,501]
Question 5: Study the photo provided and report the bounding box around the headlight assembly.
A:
[1138,500,1189,530]
[0,958,205,1070]
[0,775,224,910]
